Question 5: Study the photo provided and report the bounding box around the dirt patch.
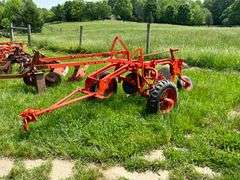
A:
[157,170,169,180]
[173,147,189,152]
[50,160,74,180]
[233,129,240,134]
[102,166,169,180]
[185,134,193,139]
[144,150,166,162]
[228,106,240,119]
[194,166,220,179]
[0,158,14,177]
[228,111,240,119]
[23,159,45,170]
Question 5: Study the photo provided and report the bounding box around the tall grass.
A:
[16,20,240,71]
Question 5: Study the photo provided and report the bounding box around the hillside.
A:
[17,20,240,71]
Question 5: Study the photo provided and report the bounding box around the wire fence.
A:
[0,30,11,38]
[1,23,154,55]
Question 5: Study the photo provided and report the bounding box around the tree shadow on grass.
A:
[6,82,37,94]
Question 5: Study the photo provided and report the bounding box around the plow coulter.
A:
[20,36,193,131]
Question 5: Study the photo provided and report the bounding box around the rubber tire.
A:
[45,72,62,87]
[122,73,141,94]
[147,80,178,113]
[23,75,36,86]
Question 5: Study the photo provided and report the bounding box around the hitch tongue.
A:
[20,109,41,131]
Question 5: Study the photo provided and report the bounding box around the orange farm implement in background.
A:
[0,42,24,73]
[20,36,193,131]
[0,42,88,90]
[0,42,24,62]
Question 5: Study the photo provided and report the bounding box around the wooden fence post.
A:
[27,24,31,46]
[146,12,153,54]
[10,23,14,42]
[79,26,83,47]
[146,23,151,54]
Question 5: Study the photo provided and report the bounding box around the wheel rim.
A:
[181,77,193,91]
[159,88,177,113]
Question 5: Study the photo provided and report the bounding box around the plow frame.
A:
[21,36,186,131]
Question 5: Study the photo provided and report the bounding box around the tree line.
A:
[0,0,43,32]
[0,0,239,32]
[50,0,240,26]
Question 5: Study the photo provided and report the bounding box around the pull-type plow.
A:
[20,36,193,131]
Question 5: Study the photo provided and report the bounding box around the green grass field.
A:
[1,21,240,179]
[17,20,240,71]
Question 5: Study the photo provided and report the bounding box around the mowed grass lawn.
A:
[0,21,240,178]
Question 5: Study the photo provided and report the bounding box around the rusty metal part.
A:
[69,65,88,81]
[122,73,142,94]
[45,72,62,87]
[35,72,46,93]
[0,61,12,74]
[0,43,32,77]
[0,42,87,92]
[0,42,24,62]
[23,74,36,86]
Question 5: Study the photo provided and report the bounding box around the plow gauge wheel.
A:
[147,80,178,114]
[177,76,193,91]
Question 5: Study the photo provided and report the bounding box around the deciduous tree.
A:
[144,0,157,22]
[221,0,240,26]
[176,3,191,25]
[113,0,133,20]
[21,0,44,32]
[164,5,176,24]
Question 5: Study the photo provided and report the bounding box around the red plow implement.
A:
[20,36,193,131]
